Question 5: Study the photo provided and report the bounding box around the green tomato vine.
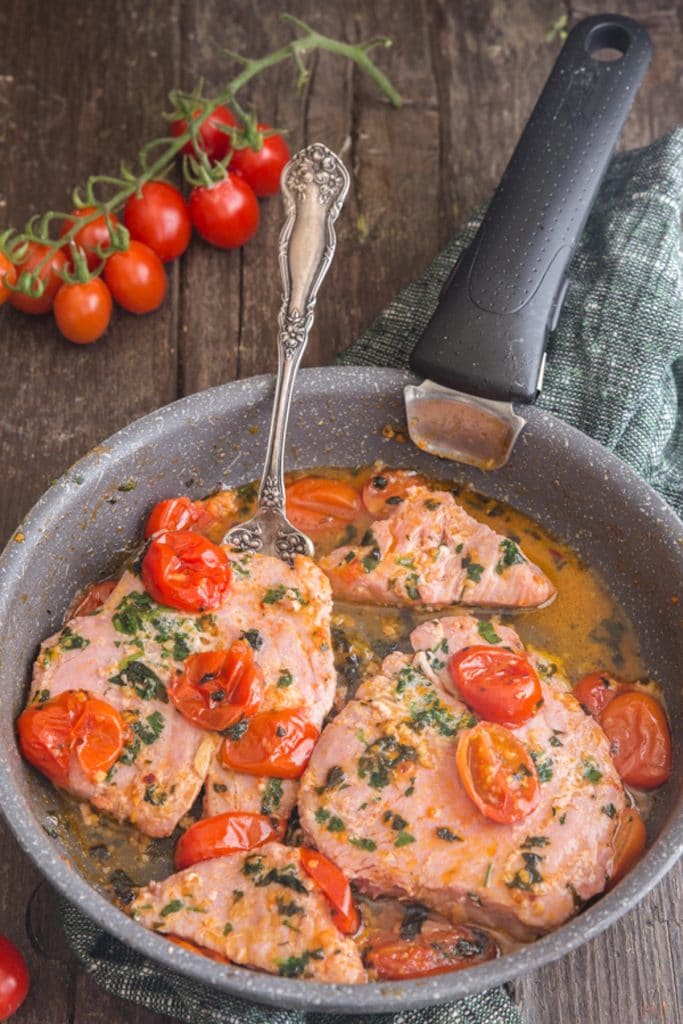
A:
[1,13,401,300]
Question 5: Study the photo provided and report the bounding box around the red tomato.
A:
[366,925,497,980]
[53,277,113,344]
[174,811,279,870]
[600,692,671,789]
[141,530,230,612]
[449,645,542,728]
[230,127,290,197]
[17,691,127,788]
[300,848,360,935]
[286,477,362,537]
[167,934,231,963]
[361,470,423,518]
[9,242,67,315]
[67,579,117,618]
[0,253,17,306]
[189,174,259,250]
[103,240,167,314]
[220,708,319,779]
[145,497,201,538]
[608,806,647,889]
[456,722,540,824]
[169,643,263,731]
[0,935,29,1021]
[170,104,237,160]
[59,206,120,271]
[573,672,623,718]
[124,181,192,263]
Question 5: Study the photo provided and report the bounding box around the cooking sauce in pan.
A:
[40,465,653,961]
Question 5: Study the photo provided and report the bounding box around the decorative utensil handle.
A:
[257,144,350,514]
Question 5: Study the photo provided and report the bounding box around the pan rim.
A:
[0,365,680,1013]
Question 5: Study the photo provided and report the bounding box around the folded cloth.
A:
[59,128,683,1023]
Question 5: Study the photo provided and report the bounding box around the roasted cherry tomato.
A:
[169,643,263,731]
[361,470,423,518]
[124,181,192,263]
[600,691,672,789]
[366,925,497,980]
[174,811,279,870]
[573,672,623,718]
[300,848,360,935]
[53,277,113,344]
[67,579,117,619]
[449,645,542,728]
[220,708,319,779]
[608,805,647,889]
[0,935,29,1021]
[59,206,120,271]
[9,242,67,315]
[230,126,290,197]
[17,690,127,788]
[167,935,231,963]
[141,530,230,612]
[189,174,259,250]
[0,253,17,306]
[456,721,540,824]
[145,496,201,538]
[103,240,167,314]
[170,104,237,160]
[286,477,362,537]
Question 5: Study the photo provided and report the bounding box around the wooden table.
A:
[0,2,681,1021]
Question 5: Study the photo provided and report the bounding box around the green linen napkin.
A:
[59,128,683,1023]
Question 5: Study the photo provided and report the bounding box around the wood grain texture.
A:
[0,1,681,1022]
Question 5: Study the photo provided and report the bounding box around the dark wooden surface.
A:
[0,1,681,1021]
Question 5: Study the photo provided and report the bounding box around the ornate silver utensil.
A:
[224,143,350,563]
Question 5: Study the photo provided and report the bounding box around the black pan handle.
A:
[410,14,651,403]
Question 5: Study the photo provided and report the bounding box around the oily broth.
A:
[45,464,649,961]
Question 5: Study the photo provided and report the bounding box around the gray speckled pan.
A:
[0,367,681,1013]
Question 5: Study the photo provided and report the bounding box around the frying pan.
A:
[0,19,682,1022]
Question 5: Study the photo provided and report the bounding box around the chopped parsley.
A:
[521,835,549,849]
[263,585,287,605]
[143,784,167,806]
[530,750,554,783]
[495,538,524,574]
[436,827,463,842]
[260,778,283,816]
[240,629,263,651]
[394,831,416,848]
[404,573,421,600]
[222,922,233,935]
[407,690,471,737]
[277,669,293,689]
[601,803,617,819]
[315,765,345,794]
[349,837,377,851]
[462,555,484,583]
[172,633,191,661]
[507,852,544,891]
[242,856,265,877]
[357,735,418,789]
[224,717,249,741]
[396,556,416,568]
[254,866,308,894]
[424,499,441,511]
[160,899,184,917]
[109,660,167,702]
[477,620,501,644]
[582,759,603,784]
[59,626,89,650]
[362,547,382,573]
[276,949,324,977]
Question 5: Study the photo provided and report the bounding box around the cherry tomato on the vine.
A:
[171,104,237,161]
[59,206,120,271]
[456,721,540,824]
[189,174,259,250]
[174,811,279,870]
[449,645,543,728]
[141,530,231,612]
[124,181,192,263]
[0,935,29,1021]
[53,277,113,345]
[67,579,117,619]
[299,848,360,935]
[231,126,291,197]
[169,643,263,731]
[145,497,201,538]
[103,240,167,314]
[220,708,319,779]
[0,253,17,306]
[600,691,672,789]
[9,242,67,315]
[286,477,362,538]
[366,925,497,980]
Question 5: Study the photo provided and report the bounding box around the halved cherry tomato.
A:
[456,722,540,824]
[361,470,423,518]
[449,646,542,728]
[103,240,167,314]
[59,206,120,271]
[573,672,623,718]
[9,242,67,315]
[53,277,113,344]
[169,643,263,731]
[124,181,192,263]
[189,174,260,250]
[167,935,231,963]
[601,692,671,789]
[300,848,359,935]
[170,104,237,161]
[230,126,290,197]
[141,530,230,612]
[0,253,17,306]
[0,934,29,1020]
[286,477,362,537]
[608,805,647,889]
[220,708,319,779]
[17,690,127,787]
[67,579,117,619]
[145,497,201,538]
[366,925,497,979]
[174,811,279,870]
